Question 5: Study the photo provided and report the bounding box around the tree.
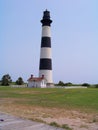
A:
[16,77,24,85]
[1,74,12,86]
[57,81,65,86]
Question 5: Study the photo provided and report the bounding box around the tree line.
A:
[0,74,24,86]
[0,74,98,88]
[56,81,98,88]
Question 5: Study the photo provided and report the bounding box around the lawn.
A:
[0,86,98,129]
[0,86,98,112]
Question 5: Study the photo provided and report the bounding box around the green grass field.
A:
[0,86,98,112]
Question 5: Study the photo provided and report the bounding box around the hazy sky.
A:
[0,0,98,84]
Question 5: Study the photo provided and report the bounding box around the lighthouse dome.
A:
[43,9,50,19]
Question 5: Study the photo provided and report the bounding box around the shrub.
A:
[95,84,98,88]
[82,83,90,87]
[65,82,73,86]
[62,124,72,130]
[49,122,60,127]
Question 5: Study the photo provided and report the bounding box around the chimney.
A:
[31,74,33,78]
[42,75,44,78]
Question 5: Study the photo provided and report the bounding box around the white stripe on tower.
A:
[40,48,52,59]
[42,26,51,37]
[39,10,53,86]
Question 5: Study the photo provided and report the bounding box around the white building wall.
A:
[28,81,33,88]
[28,80,47,88]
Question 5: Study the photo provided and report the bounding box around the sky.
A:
[0,0,98,84]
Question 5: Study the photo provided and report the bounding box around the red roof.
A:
[28,75,46,82]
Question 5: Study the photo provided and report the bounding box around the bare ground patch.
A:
[0,99,98,130]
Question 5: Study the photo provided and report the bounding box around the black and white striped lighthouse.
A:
[39,10,53,86]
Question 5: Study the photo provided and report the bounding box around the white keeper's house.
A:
[27,75,47,88]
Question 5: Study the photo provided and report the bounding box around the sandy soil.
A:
[0,98,98,130]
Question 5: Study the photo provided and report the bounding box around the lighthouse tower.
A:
[39,10,53,86]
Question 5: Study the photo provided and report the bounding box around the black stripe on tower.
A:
[41,10,52,26]
[41,37,51,48]
[39,59,52,70]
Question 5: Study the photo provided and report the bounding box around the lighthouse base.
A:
[39,70,53,84]
[47,83,54,88]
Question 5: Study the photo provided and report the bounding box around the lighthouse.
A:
[39,10,53,86]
